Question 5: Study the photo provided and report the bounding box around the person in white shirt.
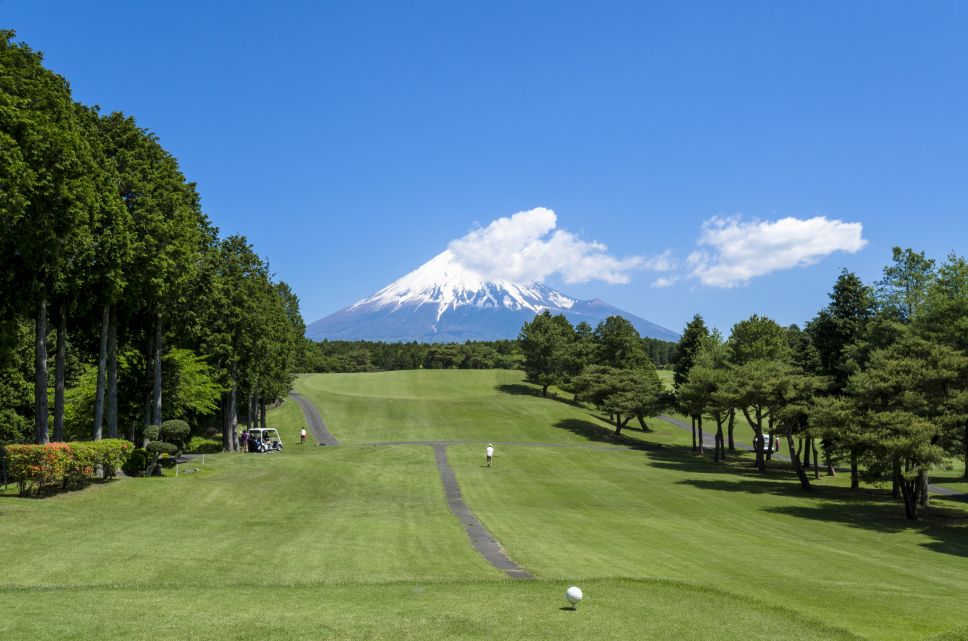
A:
[486,443,494,468]
[300,428,307,444]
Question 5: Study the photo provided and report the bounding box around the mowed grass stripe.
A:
[0,445,497,589]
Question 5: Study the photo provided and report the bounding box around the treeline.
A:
[300,339,524,372]
[518,247,967,520]
[299,334,675,374]
[0,32,304,451]
[674,247,967,520]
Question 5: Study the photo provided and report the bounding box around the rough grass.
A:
[2,370,967,640]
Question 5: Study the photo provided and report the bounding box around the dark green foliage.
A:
[122,448,148,476]
[673,314,709,389]
[519,311,576,396]
[160,419,190,454]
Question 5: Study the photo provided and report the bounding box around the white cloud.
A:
[651,276,678,288]
[448,207,672,284]
[688,215,867,287]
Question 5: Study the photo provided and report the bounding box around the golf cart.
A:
[247,427,283,453]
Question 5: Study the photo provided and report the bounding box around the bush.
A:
[145,441,178,476]
[160,420,190,455]
[4,443,74,495]
[122,448,149,476]
[144,424,161,441]
[3,440,135,494]
[186,436,221,454]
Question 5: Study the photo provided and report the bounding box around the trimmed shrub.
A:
[160,420,190,455]
[144,425,161,442]
[4,443,73,495]
[3,440,135,494]
[145,441,178,476]
[122,448,149,476]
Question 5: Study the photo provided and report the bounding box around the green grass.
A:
[2,370,967,640]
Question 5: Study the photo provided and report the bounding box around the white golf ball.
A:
[565,586,583,605]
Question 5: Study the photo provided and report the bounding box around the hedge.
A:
[3,439,133,495]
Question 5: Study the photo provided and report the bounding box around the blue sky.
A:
[5,0,967,335]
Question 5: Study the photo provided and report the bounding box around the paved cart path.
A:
[432,443,531,579]
[289,392,340,446]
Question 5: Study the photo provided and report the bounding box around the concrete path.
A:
[431,443,531,579]
[657,414,968,500]
[289,392,340,446]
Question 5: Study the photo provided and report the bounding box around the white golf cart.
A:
[246,427,283,453]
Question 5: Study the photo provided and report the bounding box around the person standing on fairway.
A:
[300,428,307,445]
[486,443,494,467]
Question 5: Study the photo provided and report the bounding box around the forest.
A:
[0,31,304,453]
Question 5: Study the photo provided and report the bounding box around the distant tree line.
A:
[299,333,675,374]
[519,246,967,521]
[299,339,523,372]
[0,31,304,452]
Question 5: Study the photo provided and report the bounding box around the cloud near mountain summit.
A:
[448,208,671,285]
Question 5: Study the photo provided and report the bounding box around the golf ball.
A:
[566,586,583,605]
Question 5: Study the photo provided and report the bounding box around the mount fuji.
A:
[306,250,679,343]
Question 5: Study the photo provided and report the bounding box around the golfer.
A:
[485,443,494,468]
[300,428,307,444]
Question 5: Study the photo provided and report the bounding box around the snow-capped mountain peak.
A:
[348,250,576,321]
[307,250,678,343]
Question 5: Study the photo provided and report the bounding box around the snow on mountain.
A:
[306,249,679,343]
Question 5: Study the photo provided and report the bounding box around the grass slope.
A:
[1,369,967,641]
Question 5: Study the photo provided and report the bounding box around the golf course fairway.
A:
[2,369,967,641]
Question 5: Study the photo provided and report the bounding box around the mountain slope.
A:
[306,250,679,343]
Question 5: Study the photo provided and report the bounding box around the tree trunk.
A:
[636,415,649,431]
[691,416,697,452]
[222,387,237,452]
[93,304,109,440]
[152,311,162,426]
[824,442,836,476]
[246,394,254,431]
[919,472,929,507]
[812,439,820,480]
[696,416,704,454]
[898,470,921,520]
[727,408,735,451]
[743,407,765,471]
[714,418,724,463]
[541,384,548,397]
[892,459,900,498]
[850,449,859,490]
[787,430,812,490]
[963,423,968,479]
[615,416,631,436]
[107,305,119,438]
[765,431,773,461]
[34,295,49,444]
[260,399,267,428]
[803,436,811,468]
[53,300,66,442]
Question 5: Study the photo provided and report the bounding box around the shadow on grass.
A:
[678,473,968,557]
[551,418,659,451]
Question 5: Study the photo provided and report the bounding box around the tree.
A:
[519,311,575,396]
[842,335,964,519]
[673,314,709,390]
[575,365,665,436]
[0,32,108,443]
[594,316,648,370]
[876,247,936,322]
[915,253,968,477]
